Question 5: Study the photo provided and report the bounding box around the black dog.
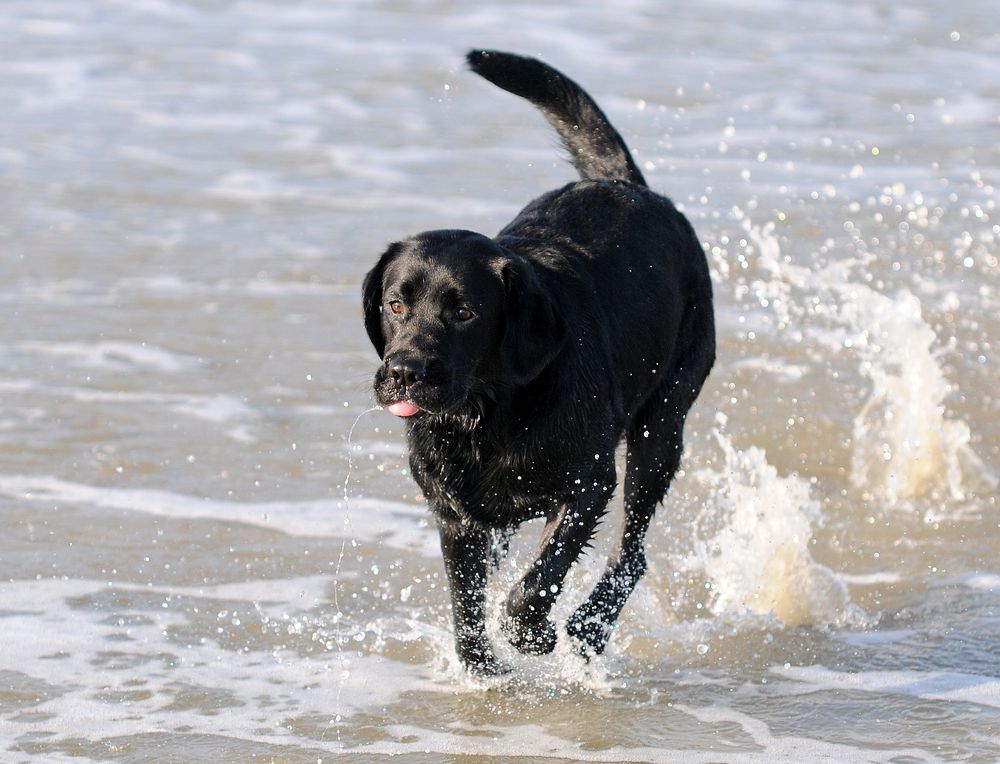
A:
[363,50,714,675]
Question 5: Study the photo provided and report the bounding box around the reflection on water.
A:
[1,0,998,761]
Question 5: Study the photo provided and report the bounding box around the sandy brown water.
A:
[1,1,998,761]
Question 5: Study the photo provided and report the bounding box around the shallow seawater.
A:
[1,0,998,761]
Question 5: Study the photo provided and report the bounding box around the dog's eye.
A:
[388,300,405,315]
[455,307,475,322]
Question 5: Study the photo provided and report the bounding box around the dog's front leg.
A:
[502,489,610,655]
[437,517,510,676]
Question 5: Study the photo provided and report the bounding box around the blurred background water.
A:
[1,1,998,761]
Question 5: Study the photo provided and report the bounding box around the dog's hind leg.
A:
[565,409,680,655]
[568,327,715,656]
[502,469,616,655]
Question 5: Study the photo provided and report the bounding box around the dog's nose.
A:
[388,357,426,387]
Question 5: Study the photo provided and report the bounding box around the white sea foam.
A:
[0,384,258,440]
[151,574,333,606]
[0,475,437,555]
[0,577,431,748]
[939,572,1000,592]
[839,629,916,646]
[673,703,928,763]
[838,571,904,586]
[208,169,304,201]
[72,389,255,424]
[0,576,734,764]
[108,274,354,297]
[324,143,408,184]
[17,340,203,373]
[323,706,900,763]
[3,575,332,610]
[0,378,35,392]
[772,665,1000,710]
[0,279,110,306]
[135,109,274,133]
[169,393,256,423]
[238,279,352,296]
[0,571,944,764]
[225,423,258,444]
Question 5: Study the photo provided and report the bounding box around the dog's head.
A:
[363,230,566,418]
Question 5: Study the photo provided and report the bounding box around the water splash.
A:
[843,290,973,503]
[735,208,994,508]
[683,415,861,627]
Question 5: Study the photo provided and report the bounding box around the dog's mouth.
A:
[374,365,477,419]
[386,400,421,417]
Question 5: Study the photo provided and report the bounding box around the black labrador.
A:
[362,50,715,675]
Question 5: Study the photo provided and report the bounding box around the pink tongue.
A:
[387,401,421,417]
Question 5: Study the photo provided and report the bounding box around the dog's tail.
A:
[466,49,647,187]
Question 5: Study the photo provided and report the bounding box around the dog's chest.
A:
[406,422,565,526]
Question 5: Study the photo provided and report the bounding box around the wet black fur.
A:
[362,50,715,674]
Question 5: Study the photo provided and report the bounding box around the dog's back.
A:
[468,49,713,419]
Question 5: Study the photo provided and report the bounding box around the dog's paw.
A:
[501,615,557,655]
[457,636,512,677]
[566,611,612,658]
[466,653,513,677]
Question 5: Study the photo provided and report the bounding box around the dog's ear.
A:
[500,258,566,384]
[362,243,402,358]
